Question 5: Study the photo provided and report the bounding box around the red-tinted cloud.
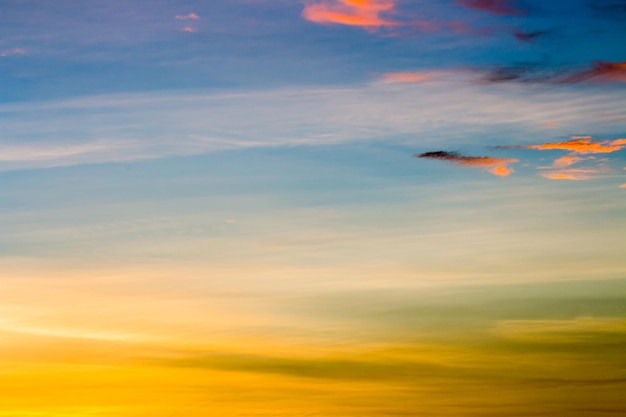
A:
[477,61,626,85]
[561,61,626,83]
[416,151,518,176]
[455,0,524,15]
[302,0,397,28]
[527,137,626,154]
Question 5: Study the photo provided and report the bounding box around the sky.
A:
[1,0,626,416]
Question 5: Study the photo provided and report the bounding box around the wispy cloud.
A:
[302,0,397,28]
[415,151,518,176]
[379,62,626,86]
[379,69,478,84]
[180,26,195,33]
[380,71,437,84]
[561,61,626,83]
[539,168,602,181]
[175,13,199,20]
[547,155,586,168]
[455,0,524,15]
[2,84,624,171]
[513,29,550,43]
[480,61,626,84]
[0,48,26,57]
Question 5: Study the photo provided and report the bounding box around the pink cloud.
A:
[380,71,439,84]
[180,27,195,33]
[176,13,199,20]
[379,69,479,84]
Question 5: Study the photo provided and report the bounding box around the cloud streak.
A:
[539,169,603,181]
[378,62,626,86]
[527,137,626,154]
[175,13,199,20]
[0,48,26,57]
[481,61,626,85]
[415,151,518,176]
[561,61,626,83]
[455,0,524,15]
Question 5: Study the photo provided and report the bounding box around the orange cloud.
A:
[620,183,626,188]
[302,0,397,28]
[527,137,626,154]
[540,169,600,181]
[176,13,199,20]
[549,155,585,168]
[416,151,518,176]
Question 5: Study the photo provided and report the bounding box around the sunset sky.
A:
[1,1,625,416]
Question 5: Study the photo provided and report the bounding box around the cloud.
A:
[175,13,199,20]
[561,61,626,83]
[379,69,484,84]
[384,62,626,87]
[548,155,586,168]
[2,83,624,171]
[301,0,397,28]
[419,136,624,181]
[620,183,626,188]
[527,137,626,154]
[539,169,601,181]
[380,71,437,84]
[0,48,26,57]
[300,1,491,35]
[513,29,550,43]
[480,61,626,84]
[455,0,524,15]
[180,26,195,33]
[415,151,518,176]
